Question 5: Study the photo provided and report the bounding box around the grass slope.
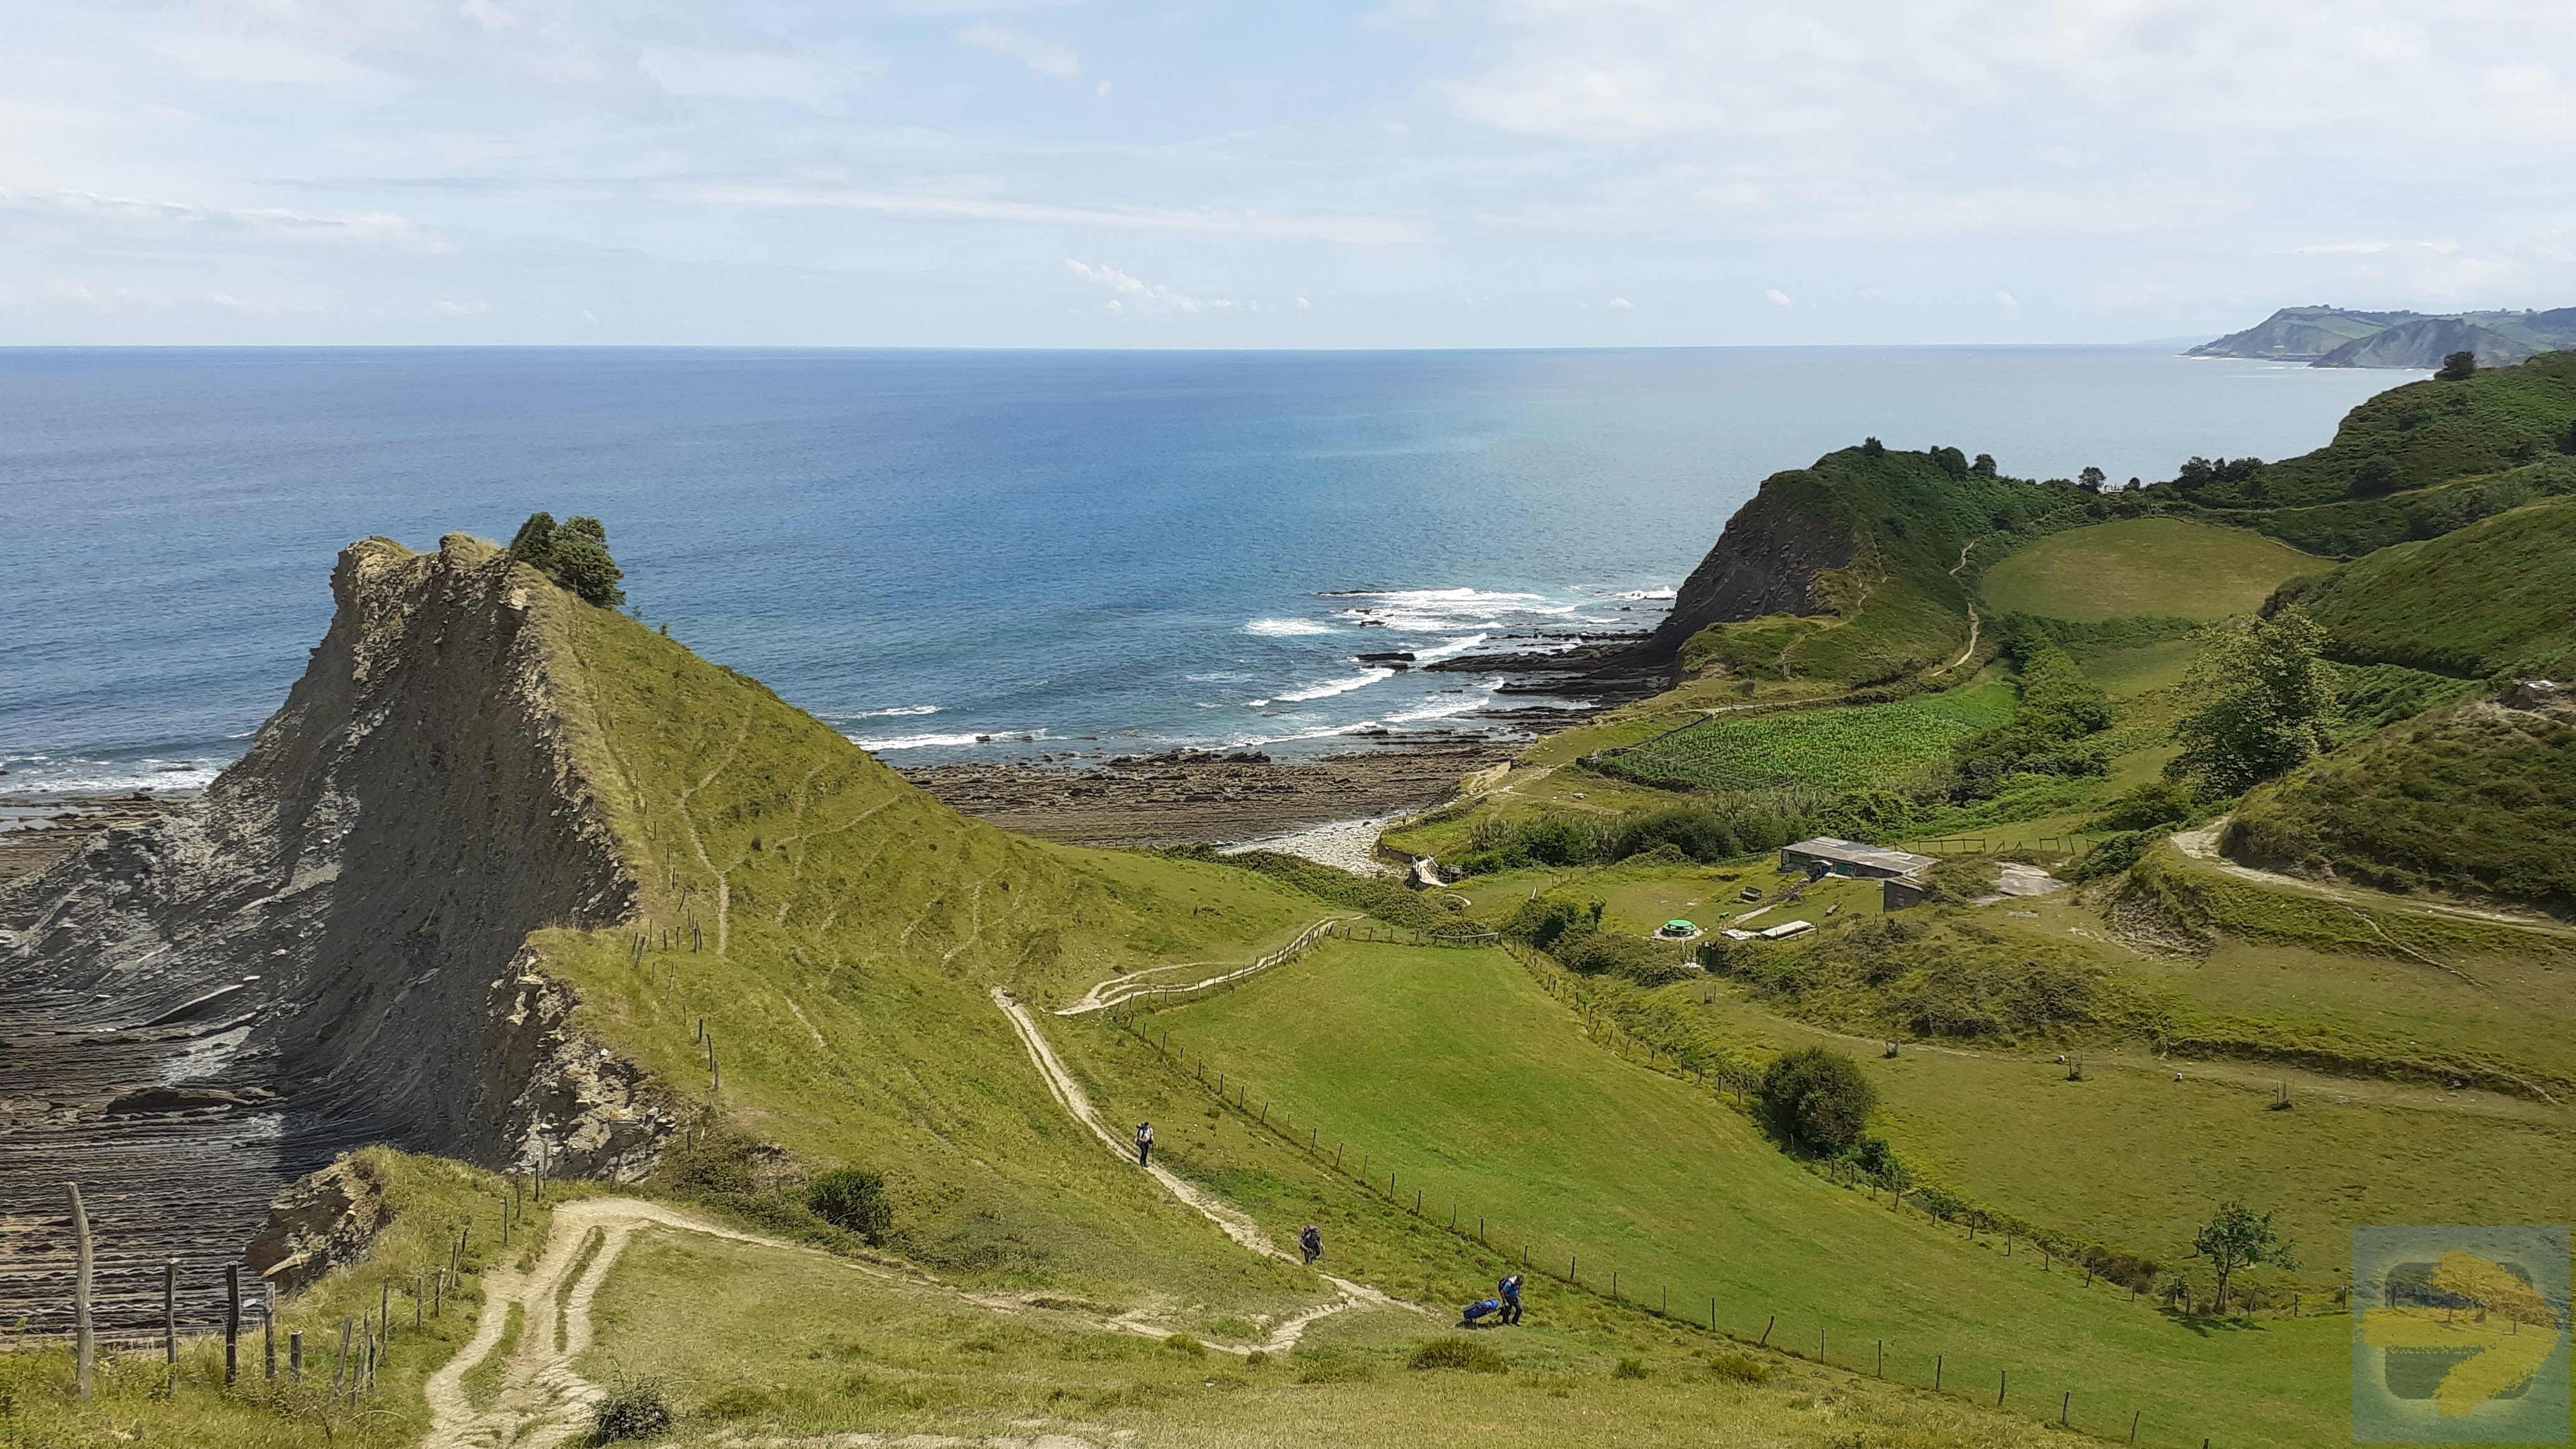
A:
[2273,495,2576,679]
[2230,695,2576,914]
[1976,517,2318,622]
[580,1215,2076,1448]
[521,564,1346,1314]
[2219,351,2576,507]
[1132,941,2357,1448]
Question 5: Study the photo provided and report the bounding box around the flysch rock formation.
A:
[0,535,673,1334]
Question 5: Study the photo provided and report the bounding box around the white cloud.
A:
[1065,258,1237,314]
[1607,296,1632,309]
[670,183,1427,246]
[957,22,1080,77]
[1764,288,1792,307]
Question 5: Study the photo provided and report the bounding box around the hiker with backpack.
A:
[1135,1121,1153,1167]
[1299,1225,1322,1265]
[1500,1273,1523,1325]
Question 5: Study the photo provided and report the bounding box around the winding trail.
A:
[993,986,1415,1322]
[1944,540,1982,671]
[1053,917,1350,1017]
[422,1198,832,1449]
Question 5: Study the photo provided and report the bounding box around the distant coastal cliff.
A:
[2190,305,2576,369]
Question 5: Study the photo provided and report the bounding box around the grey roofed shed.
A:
[1779,836,1938,881]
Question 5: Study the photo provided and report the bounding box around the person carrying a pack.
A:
[1299,1225,1322,1264]
[1135,1121,1153,1167]
[1499,1273,1523,1325]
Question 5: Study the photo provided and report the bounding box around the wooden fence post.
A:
[333,1316,351,1397]
[290,1329,304,1383]
[1935,1354,1943,1390]
[67,1183,94,1400]
[163,1259,178,1396]
[1876,1339,1883,1377]
[1570,1256,1577,1286]
[266,1283,278,1380]
[225,1262,242,1385]
[1759,1314,1773,1346]
[2062,1390,2071,1425]
[1998,1368,2007,1407]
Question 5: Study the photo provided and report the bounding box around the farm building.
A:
[1779,837,1938,881]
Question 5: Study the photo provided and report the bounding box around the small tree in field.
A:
[2193,1201,2294,1314]
[1758,1046,1877,1157]
[2436,350,2477,381]
[2167,607,2331,796]
[2078,466,2107,492]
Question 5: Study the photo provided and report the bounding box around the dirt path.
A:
[1054,917,1350,1017]
[2171,821,2572,935]
[422,1198,830,1449]
[1944,541,1982,672]
[993,986,1415,1324]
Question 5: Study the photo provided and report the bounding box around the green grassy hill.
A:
[2273,494,2576,678]
[1672,445,2099,684]
[2190,351,2576,508]
[524,572,1356,1313]
[2229,693,2576,914]
[1976,517,2318,622]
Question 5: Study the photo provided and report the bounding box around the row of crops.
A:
[1610,684,2016,794]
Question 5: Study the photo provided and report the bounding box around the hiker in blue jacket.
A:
[1499,1273,1523,1325]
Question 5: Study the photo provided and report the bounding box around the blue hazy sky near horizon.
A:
[6,1,2575,349]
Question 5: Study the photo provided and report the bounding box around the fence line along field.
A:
[1611,684,2014,793]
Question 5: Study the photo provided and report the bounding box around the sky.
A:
[4,0,2574,348]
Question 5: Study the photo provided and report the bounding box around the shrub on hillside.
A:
[1757,1046,1877,1157]
[1408,1337,1506,1372]
[2090,781,2195,832]
[505,510,627,607]
[806,1168,893,1244]
[589,1371,674,1443]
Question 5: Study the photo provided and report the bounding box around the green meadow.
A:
[1976,517,2319,622]
[1110,940,2358,1448]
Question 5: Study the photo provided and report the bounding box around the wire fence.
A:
[1101,942,2313,1449]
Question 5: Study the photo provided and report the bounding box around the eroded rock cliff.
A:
[0,535,670,1331]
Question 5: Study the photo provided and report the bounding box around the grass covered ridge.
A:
[2271,494,2576,680]
[510,557,1352,1310]
[2230,693,2576,915]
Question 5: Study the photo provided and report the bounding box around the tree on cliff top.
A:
[506,510,626,607]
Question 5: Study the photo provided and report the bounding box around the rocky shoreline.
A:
[900,738,1510,849]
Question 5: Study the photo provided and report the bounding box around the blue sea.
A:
[0,347,2405,796]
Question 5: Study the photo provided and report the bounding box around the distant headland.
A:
[2190,304,2576,369]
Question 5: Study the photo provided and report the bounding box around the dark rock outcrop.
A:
[0,535,670,1332]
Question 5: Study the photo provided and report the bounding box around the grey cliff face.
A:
[1,535,669,1332]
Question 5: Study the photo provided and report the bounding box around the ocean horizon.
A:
[0,344,2408,797]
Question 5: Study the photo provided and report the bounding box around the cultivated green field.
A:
[1611,684,2013,793]
[1977,517,2319,622]
[1123,940,2356,1448]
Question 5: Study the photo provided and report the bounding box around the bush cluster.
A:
[1755,1046,1877,1158]
[1448,799,1814,878]
[806,1168,894,1244]
[507,510,627,607]
[1500,895,1698,987]
[1949,645,2112,794]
